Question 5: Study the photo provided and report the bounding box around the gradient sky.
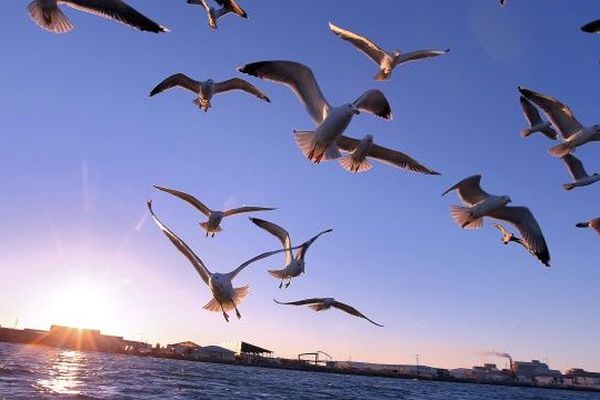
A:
[1,0,599,372]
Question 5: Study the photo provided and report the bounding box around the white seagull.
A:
[149,73,270,112]
[148,200,295,322]
[576,217,600,236]
[518,86,600,157]
[250,218,332,289]
[519,96,558,140]
[238,60,392,163]
[27,0,168,34]
[153,185,275,237]
[187,0,247,30]
[328,22,449,81]
[336,134,441,174]
[493,224,526,247]
[274,298,384,327]
[442,175,550,266]
[561,154,600,191]
[581,20,600,33]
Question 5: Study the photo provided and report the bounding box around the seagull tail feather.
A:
[576,222,590,228]
[339,155,372,173]
[200,222,222,233]
[374,69,391,81]
[450,205,483,229]
[548,142,573,157]
[562,183,576,191]
[294,130,319,161]
[268,269,288,279]
[28,0,73,33]
[520,128,532,138]
[308,303,328,312]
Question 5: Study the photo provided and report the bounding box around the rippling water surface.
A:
[1,342,599,400]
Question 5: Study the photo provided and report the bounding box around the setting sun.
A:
[49,279,114,330]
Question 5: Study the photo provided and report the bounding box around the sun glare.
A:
[49,279,114,330]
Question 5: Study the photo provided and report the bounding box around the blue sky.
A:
[1,0,599,371]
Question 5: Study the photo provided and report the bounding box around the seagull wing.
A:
[153,185,211,217]
[226,246,300,280]
[222,206,276,217]
[273,298,324,306]
[441,175,490,206]
[332,301,384,327]
[147,200,211,285]
[493,223,511,236]
[518,87,583,139]
[214,78,270,102]
[519,96,543,127]
[238,61,330,124]
[396,49,449,65]
[215,0,247,18]
[295,229,333,261]
[581,20,600,33]
[249,218,292,265]
[61,0,168,32]
[353,90,392,120]
[562,154,588,180]
[149,74,201,97]
[488,206,550,267]
[337,136,440,175]
[328,22,387,65]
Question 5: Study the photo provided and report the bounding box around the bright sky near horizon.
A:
[1,0,599,372]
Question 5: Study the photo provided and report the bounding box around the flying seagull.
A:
[274,298,383,327]
[442,175,550,266]
[148,200,295,322]
[519,96,558,140]
[250,218,332,288]
[149,74,269,112]
[561,154,600,191]
[238,60,391,163]
[518,86,600,157]
[153,185,275,237]
[27,0,168,34]
[187,0,247,30]
[576,217,600,236]
[336,134,440,174]
[493,224,526,247]
[328,22,449,81]
[581,20,600,33]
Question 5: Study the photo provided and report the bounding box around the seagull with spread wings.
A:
[148,201,295,322]
[328,22,449,81]
[336,134,440,174]
[519,96,558,140]
[518,86,600,157]
[238,60,392,163]
[27,0,168,34]
[576,217,600,236]
[274,298,383,327]
[560,154,600,191]
[153,186,275,238]
[442,175,550,266]
[250,218,332,289]
[187,0,247,30]
[149,73,269,112]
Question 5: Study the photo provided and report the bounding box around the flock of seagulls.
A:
[23,1,600,327]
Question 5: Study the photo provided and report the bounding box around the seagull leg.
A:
[219,301,229,322]
[211,232,215,238]
[278,280,283,289]
[284,279,291,289]
[205,231,209,238]
[234,302,241,319]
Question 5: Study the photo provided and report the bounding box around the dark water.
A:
[1,343,599,400]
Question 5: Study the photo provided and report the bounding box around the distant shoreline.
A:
[3,340,599,394]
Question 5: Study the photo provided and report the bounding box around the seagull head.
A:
[501,195,512,205]
[594,124,600,133]
[346,103,360,115]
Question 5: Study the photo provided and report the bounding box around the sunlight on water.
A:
[36,350,85,395]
